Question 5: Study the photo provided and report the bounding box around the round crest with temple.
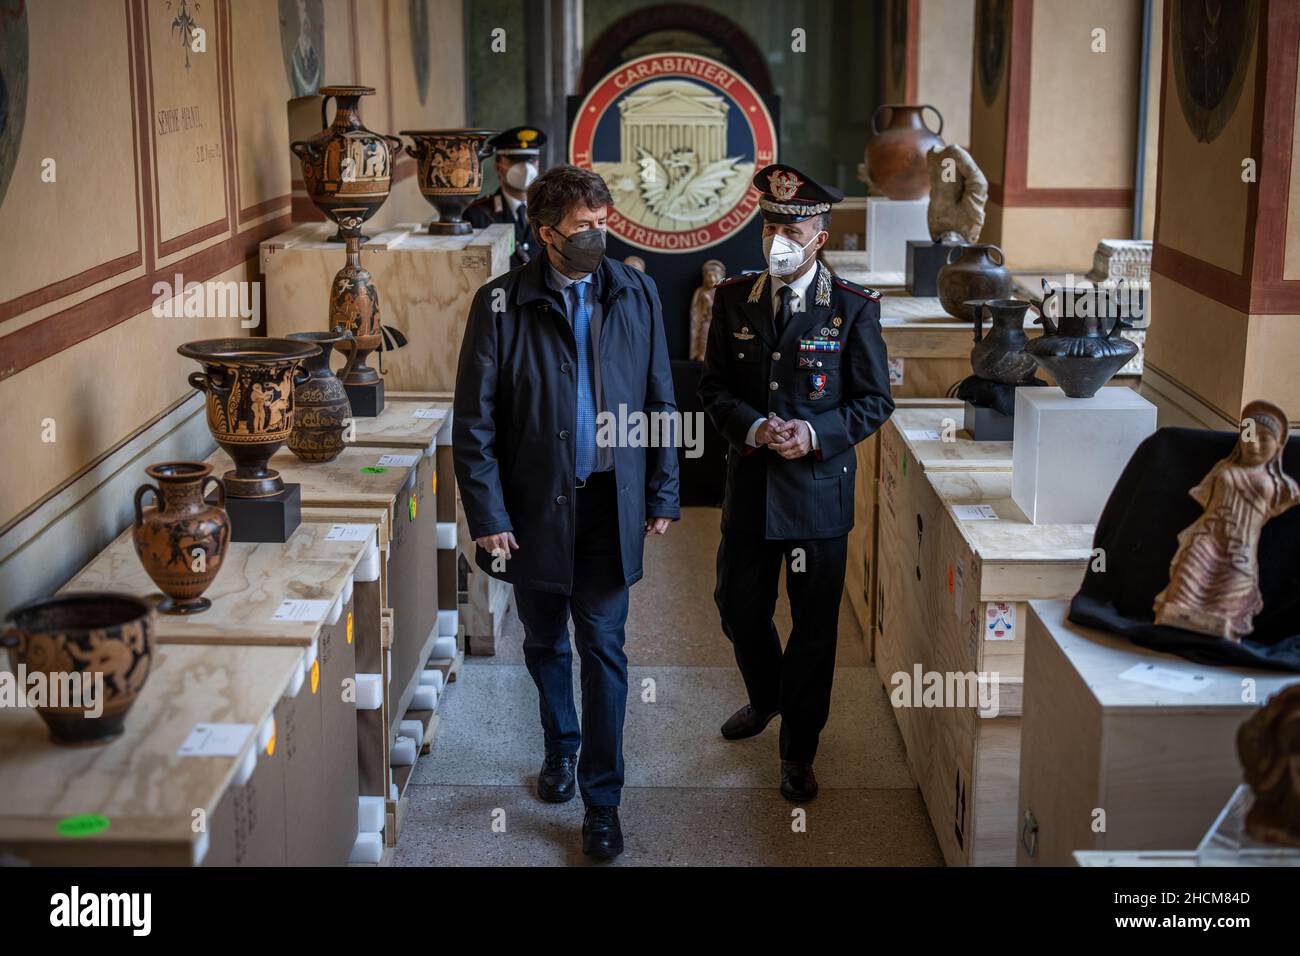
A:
[754,163,844,224]
[487,125,547,158]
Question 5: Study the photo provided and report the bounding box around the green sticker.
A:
[361,466,388,474]
[57,814,110,837]
[902,452,908,477]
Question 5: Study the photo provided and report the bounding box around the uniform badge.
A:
[733,326,755,341]
[798,338,840,352]
[832,316,843,327]
[769,169,803,201]
[819,327,830,336]
[809,373,828,399]
[798,355,816,368]
[830,329,839,337]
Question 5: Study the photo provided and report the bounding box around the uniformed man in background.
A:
[464,126,546,268]
[699,164,895,802]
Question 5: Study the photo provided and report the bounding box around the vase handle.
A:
[985,244,1005,267]
[870,105,893,136]
[338,329,360,382]
[921,104,944,138]
[203,476,227,510]
[969,301,985,343]
[320,90,337,131]
[133,483,160,528]
[293,364,313,388]
[187,371,209,394]
[404,138,423,161]
[945,244,965,266]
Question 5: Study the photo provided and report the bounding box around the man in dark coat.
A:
[453,164,680,859]
[463,126,545,268]
[699,164,895,802]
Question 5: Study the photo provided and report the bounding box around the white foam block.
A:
[192,831,210,866]
[343,574,354,605]
[866,196,930,273]
[436,522,457,550]
[410,685,438,711]
[436,413,453,445]
[432,636,457,660]
[437,609,458,637]
[357,541,381,583]
[283,654,306,698]
[418,669,445,694]
[304,636,319,671]
[355,673,383,711]
[327,595,343,626]
[399,719,424,742]
[358,796,386,833]
[1011,386,1157,525]
[233,746,257,787]
[256,715,275,752]
[391,735,417,767]
[348,831,384,865]
[423,439,435,459]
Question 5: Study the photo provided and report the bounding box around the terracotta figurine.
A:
[1237,684,1300,848]
[1154,400,1299,641]
[689,259,726,362]
[926,143,988,244]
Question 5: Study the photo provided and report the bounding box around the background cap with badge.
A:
[487,126,547,157]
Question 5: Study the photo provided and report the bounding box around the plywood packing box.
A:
[1018,600,1300,866]
[59,520,368,865]
[259,223,512,393]
[0,642,302,866]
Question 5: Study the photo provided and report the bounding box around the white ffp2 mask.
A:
[504,161,538,190]
[763,231,821,277]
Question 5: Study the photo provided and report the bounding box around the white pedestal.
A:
[1011,386,1156,525]
[865,197,929,273]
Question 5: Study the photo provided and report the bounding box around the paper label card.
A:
[326,524,373,542]
[377,454,419,468]
[985,602,1015,640]
[953,504,998,521]
[888,357,905,385]
[1118,664,1216,695]
[905,429,942,441]
[272,599,331,622]
[179,723,254,758]
[412,408,441,419]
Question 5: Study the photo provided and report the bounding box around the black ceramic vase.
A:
[968,298,1038,384]
[1025,281,1139,398]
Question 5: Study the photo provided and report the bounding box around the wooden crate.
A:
[849,398,966,657]
[388,390,513,655]
[876,462,1093,866]
[207,445,436,745]
[259,223,512,393]
[0,642,302,866]
[1018,600,1300,867]
[59,521,368,866]
[861,403,1012,660]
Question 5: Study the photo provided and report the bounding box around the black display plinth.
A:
[964,401,1014,441]
[215,484,303,542]
[906,240,955,297]
[344,380,385,417]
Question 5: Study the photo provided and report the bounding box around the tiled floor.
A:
[395,507,942,867]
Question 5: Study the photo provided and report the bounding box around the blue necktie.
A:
[573,281,597,480]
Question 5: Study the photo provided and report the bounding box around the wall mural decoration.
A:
[279,0,324,97]
[1171,0,1259,144]
[0,0,28,209]
[165,0,202,71]
[409,0,430,106]
[974,0,1009,108]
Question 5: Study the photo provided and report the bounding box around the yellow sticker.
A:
[410,494,418,522]
[432,471,437,494]
[311,659,320,694]
[266,718,276,757]
[347,611,354,645]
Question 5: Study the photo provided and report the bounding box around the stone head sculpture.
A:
[927,143,988,244]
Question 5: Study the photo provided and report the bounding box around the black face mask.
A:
[549,227,606,274]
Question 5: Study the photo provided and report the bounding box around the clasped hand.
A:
[757,416,812,459]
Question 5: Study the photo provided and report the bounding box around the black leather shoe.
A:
[721,704,779,740]
[582,805,624,860]
[780,760,819,802]
[537,754,577,803]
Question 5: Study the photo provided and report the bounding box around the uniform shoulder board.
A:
[832,276,882,301]
[716,272,759,287]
